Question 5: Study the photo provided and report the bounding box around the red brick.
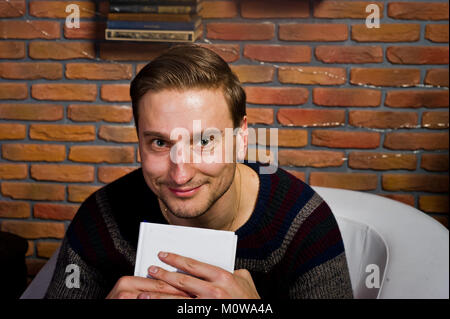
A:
[352,24,420,42]
[29,41,96,60]
[310,172,378,191]
[422,111,449,129]
[313,88,381,107]
[98,125,138,143]
[246,108,273,125]
[349,110,418,129]
[66,63,132,80]
[29,124,95,141]
[419,195,449,213]
[312,130,380,149]
[1,182,65,201]
[0,123,26,140]
[279,150,344,168]
[243,44,311,63]
[384,132,449,150]
[0,41,25,59]
[0,62,62,80]
[100,84,130,102]
[207,23,275,41]
[276,130,308,147]
[251,129,307,147]
[0,0,25,17]
[277,109,345,127]
[32,84,97,101]
[349,152,417,170]
[385,90,449,108]
[279,23,348,42]
[382,174,448,193]
[387,46,449,65]
[68,104,132,123]
[2,144,65,162]
[425,69,449,87]
[0,163,27,179]
[29,1,95,18]
[380,194,415,207]
[64,22,106,39]
[36,242,61,258]
[1,220,65,239]
[99,42,169,61]
[201,1,238,18]
[278,66,346,85]
[425,25,449,43]
[314,1,384,18]
[421,154,449,172]
[68,145,135,163]
[241,0,309,18]
[0,200,30,218]
[230,65,274,83]
[0,21,60,39]
[25,241,33,257]
[350,68,420,87]
[98,166,139,184]
[68,185,101,203]
[245,87,308,105]
[31,164,94,182]
[315,45,383,64]
[388,2,449,20]
[34,203,78,220]
[0,83,27,100]
[197,44,240,63]
[0,103,63,121]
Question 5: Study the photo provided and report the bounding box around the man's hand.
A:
[105,275,191,299]
[138,252,260,299]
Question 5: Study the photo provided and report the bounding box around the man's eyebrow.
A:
[143,129,226,140]
[142,131,170,139]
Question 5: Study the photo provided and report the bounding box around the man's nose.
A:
[169,143,195,185]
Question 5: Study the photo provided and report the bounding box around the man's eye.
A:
[152,139,166,148]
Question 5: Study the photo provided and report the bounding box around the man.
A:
[45,44,353,299]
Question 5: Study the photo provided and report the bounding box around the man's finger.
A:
[138,292,192,300]
[157,251,231,282]
[117,275,190,297]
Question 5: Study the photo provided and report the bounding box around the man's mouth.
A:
[168,185,203,197]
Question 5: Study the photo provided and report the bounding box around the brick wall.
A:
[0,0,448,284]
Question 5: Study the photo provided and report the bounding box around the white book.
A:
[134,222,238,278]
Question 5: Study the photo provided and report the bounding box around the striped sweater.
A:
[45,162,353,299]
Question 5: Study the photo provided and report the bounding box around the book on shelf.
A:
[106,16,201,31]
[109,2,203,14]
[108,13,198,22]
[105,25,203,42]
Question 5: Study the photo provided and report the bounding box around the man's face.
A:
[137,88,245,219]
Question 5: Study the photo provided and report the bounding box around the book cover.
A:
[108,13,198,22]
[105,25,203,42]
[106,17,201,31]
[109,3,203,14]
[134,222,237,278]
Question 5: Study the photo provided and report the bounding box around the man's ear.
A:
[236,116,248,162]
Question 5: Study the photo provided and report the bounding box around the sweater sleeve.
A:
[285,195,354,299]
[44,195,113,299]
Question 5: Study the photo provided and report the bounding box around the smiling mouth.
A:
[168,185,203,197]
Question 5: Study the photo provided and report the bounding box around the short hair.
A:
[130,44,246,132]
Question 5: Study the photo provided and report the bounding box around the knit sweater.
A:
[45,162,353,299]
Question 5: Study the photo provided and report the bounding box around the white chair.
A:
[21,187,449,299]
[313,186,449,299]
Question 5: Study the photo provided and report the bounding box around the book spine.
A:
[107,13,197,22]
[105,28,196,42]
[106,19,199,31]
[109,0,200,4]
[109,4,201,14]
